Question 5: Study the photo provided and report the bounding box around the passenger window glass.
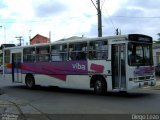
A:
[51,44,67,61]
[4,50,10,63]
[69,42,87,60]
[36,46,50,62]
[23,47,35,62]
[89,40,108,60]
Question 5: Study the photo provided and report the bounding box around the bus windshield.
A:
[128,42,153,66]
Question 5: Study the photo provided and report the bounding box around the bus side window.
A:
[89,40,108,60]
[89,42,96,59]
[36,46,50,62]
[69,42,87,60]
[51,44,67,61]
[23,47,36,62]
[69,44,75,60]
[4,50,11,64]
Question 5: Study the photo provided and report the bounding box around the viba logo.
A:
[72,63,86,70]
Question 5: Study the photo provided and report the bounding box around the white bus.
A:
[2,34,156,94]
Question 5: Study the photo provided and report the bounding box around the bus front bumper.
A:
[128,79,156,90]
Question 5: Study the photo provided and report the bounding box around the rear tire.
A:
[25,75,35,89]
[94,77,107,95]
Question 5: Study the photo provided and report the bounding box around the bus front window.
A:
[128,43,153,66]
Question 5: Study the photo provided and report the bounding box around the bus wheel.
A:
[94,77,107,95]
[25,75,35,89]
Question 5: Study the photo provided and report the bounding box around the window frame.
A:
[69,42,87,61]
[23,47,36,62]
[51,44,67,62]
[88,40,108,60]
[4,50,11,64]
[36,45,50,62]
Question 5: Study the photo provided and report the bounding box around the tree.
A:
[154,33,160,43]
[157,33,160,41]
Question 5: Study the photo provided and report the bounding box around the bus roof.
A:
[0,44,15,49]
[3,34,152,50]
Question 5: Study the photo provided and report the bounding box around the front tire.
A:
[94,77,107,95]
[25,75,35,89]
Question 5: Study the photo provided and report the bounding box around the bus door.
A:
[112,44,126,90]
[12,52,22,83]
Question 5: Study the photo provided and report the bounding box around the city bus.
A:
[2,34,156,94]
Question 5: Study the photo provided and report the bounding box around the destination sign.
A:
[128,34,152,43]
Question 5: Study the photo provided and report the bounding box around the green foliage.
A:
[155,33,160,43]
[154,41,160,43]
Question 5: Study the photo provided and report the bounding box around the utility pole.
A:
[91,0,102,37]
[115,28,121,35]
[15,36,23,46]
[116,28,119,35]
[97,0,102,37]
[49,31,51,43]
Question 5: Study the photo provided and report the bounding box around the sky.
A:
[0,0,160,45]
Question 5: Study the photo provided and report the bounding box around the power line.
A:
[91,0,97,10]
[112,16,160,19]
[0,19,56,24]
[0,15,97,24]
[101,0,106,9]
[103,6,116,31]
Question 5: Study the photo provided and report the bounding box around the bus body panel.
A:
[2,34,156,93]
